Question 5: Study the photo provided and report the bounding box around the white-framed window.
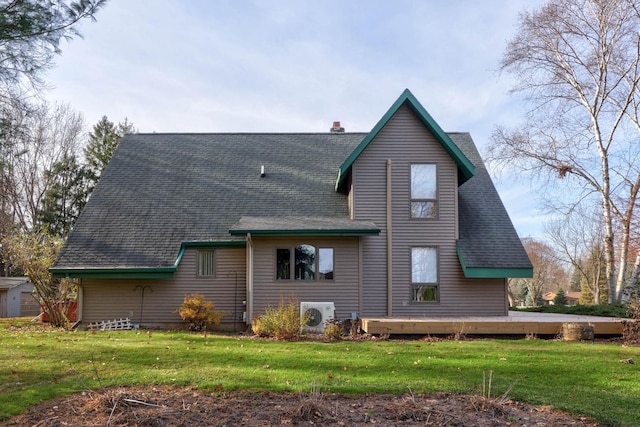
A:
[411,247,438,302]
[197,250,215,277]
[276,244,334,281]
[411,164,438,218]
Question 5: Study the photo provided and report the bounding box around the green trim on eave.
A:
[229,228,380,236]
[50,267,177,279]
[181,241,247,248]
[335,88,475,192]
[49,241,248,279]
[456,244,533,279]
[461,266,534,279]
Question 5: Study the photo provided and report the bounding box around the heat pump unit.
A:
[300,302,335,333]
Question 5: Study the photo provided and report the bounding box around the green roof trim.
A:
[335,88,475,192]
[50,240,247,278]
[456,245,533,279]
[50,267,177,279]
[229,228,380,237]
[181,241,247,248]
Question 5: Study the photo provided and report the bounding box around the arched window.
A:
[295,244,316,280]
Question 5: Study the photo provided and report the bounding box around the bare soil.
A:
[3,385,599,426]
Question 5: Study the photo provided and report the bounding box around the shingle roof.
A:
[54,133,366,269]
[452,133,533,277]
[53,129,531,277]
[229,216,380,236]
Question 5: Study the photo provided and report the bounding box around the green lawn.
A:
[1,318,639,426]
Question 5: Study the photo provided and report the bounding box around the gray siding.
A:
[353,105,508,316]
[80,248,247,328]
[251,236,360,320]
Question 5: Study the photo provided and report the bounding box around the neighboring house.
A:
[51,89,533,329]
[0,277,38,318]
[542,291,581,306]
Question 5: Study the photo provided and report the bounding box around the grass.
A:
[1,318,639,426]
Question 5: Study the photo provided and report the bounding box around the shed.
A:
[0,277,38,318]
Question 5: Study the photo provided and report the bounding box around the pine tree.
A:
[553,289,568,305]
[37,153,90,237]
[569,268,582,292]
[83,116,135,192]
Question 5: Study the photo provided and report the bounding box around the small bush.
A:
[323,319,343,341]
[178,294,225,331]
[251,296,309,340]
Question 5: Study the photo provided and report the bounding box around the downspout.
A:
[246,233,253,324]
[358,236,363,314]
[67,273,82,328]
[386,159,393,316]
[76,278,83,325]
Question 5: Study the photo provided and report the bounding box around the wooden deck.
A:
[360,312,626,336]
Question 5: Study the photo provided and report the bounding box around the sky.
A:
[43,0,549,238]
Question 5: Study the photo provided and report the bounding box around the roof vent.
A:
[330,121,345,133]
[260,165,266,178]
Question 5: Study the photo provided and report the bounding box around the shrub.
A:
[323,319,343,341]
[251,296,309,340]
[178,294,225,331]
[510,303,628,318]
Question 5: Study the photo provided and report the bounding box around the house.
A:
[542,291,581,306]
[0,277,38,318]
[51,89,533,329]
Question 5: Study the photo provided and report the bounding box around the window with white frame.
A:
[411,247,438,302]
[411,164,437,218]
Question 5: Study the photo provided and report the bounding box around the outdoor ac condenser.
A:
[300,302,335,333]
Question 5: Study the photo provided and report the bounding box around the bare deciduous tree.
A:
[513,238,568,307]
[0,102,84,231]
[490,0,640,302]
[546,207,607,303]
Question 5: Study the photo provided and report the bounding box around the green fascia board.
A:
[229,229,380,236]
[456,245,533,279]
[335,88,475,192]
[461,266,534,279]
[50,267,176,279]
[50,241,248,279]
[181,241,247,248]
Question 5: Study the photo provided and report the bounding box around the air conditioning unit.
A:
[300,302,335,333]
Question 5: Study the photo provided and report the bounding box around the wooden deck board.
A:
[360,312,626,336]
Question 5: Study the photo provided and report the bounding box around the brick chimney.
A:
[330,121,345,133]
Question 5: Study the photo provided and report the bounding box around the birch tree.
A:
[490,0,640,302]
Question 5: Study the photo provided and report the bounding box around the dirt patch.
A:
[4,386,599,426]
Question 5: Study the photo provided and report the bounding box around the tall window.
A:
[295,244,316,280]
[411,247,438,302]
[318,248,334,280]
[411,164,437,218]
[276,244,334,281]
[197,250,215,277]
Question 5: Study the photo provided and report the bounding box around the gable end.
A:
[335,89,475,192]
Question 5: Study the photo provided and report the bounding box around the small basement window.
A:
[197,250,215,277]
